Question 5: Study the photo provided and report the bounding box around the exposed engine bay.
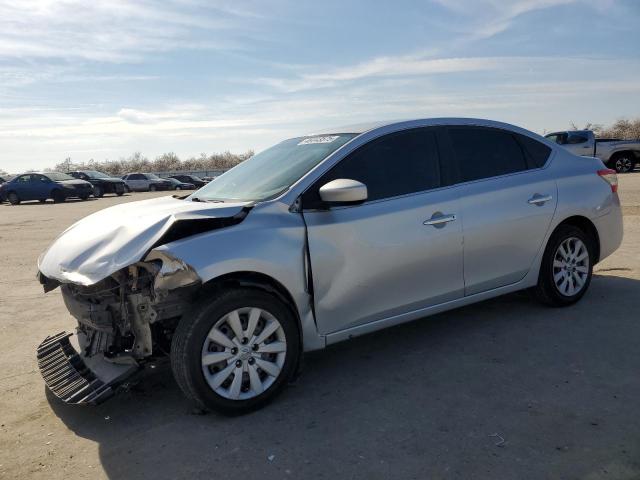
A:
[37,251,202,404]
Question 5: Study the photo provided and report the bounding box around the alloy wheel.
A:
[615,156,633,173]
[201,307,287,400]
[552,237,590,296]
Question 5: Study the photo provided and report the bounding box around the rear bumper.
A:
[593,199,624,262]
[37,331,138,405]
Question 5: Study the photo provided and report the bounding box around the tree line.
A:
[52,150,254,176]
[571,118,640,139]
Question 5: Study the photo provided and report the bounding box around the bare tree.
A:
[51,150,253,175]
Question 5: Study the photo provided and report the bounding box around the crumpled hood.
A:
[38,195,250,286]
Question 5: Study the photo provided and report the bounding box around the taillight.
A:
[597,169,618,193]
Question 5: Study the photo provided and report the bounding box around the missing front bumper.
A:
[37,332,138,405]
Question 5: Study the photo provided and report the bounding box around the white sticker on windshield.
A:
[298,135,339,145]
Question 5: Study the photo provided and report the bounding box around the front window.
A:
[46,172,74,181]
[193,134,357,202]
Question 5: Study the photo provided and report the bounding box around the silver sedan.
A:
[37,118,623,413]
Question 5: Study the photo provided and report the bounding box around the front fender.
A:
[150,201,325,351]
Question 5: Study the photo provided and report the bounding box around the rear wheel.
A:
[52,190,66,203]
[79,194,90,201]
[7,192,20,205]
[175,186,182,191]
[149,184,157,192]
[534,225,594,306]
[171,288,300,414]
[612,153,636,173]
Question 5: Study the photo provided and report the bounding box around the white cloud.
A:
[0,0,263,62]
[433,0,578,39]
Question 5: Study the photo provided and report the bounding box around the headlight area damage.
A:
[37,251,202,405]
[35,200,252,405]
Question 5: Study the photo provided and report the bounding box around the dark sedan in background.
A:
[0,172,93,205]
[169,174,207,188]
[165,177,196,190]
[68,170,126,197]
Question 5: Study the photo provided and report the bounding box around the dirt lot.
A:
[1,180,639,480]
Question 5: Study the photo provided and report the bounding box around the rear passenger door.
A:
[302,127,464,335]
[127,174,145,191]
[446,126,557,295]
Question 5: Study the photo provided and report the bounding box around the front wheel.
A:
[149,184,157,192]
[52,190,66,203]
[171,288,300,414]
[93,185,104,198]
[534,225,594,307]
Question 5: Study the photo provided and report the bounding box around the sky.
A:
[0,0,639,173]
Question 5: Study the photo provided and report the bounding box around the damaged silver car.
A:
[36,118,623,413]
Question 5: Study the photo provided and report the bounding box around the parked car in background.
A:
[0,175,7,184]
[68,170,126,197]
[169,174,207,188]
[36,118,622,413]
[122,173,173,192]
[201,176,217,182]
[0,172,93,205]
[165,177,196,190]
[545,130,640,173]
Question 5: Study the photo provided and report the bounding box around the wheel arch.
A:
[553,215,600,263]
[196,271,305,351]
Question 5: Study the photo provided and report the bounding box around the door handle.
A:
[423,213,457,226]
[528,194,552,205]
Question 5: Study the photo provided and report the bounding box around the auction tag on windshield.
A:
[298,135,339,145]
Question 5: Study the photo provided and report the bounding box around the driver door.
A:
[301,127,464,335]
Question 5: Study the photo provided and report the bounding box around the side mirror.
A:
[319,179,368,205]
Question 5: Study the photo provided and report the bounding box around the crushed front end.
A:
[37,252,201,405]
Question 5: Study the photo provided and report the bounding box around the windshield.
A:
[84,170,109,179]
[193,134,357,202]
[46,172,74,181]
[146,173,161,180]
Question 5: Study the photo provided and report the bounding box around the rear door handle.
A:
[528,194,552,205]
[423,213,457,226]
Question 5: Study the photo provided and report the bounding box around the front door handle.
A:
[423,213,457,227]
[528,194,553,205]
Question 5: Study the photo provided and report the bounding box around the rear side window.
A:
[303,128,440,208]
[515,134,552,168]
[449,127,527,182]
[567,132,588,144]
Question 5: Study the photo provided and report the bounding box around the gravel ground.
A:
[0,177,639,480]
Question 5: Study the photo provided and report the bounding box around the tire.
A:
[534,224,595,307]
[171,288,300,414]
[149,184,157,192]
[52,190,66,203]
[93,185,104,198]
[79,194,90,201]
[611,153,636,173]
[175,186,182,191]
[7,192,20,205]
[117,191,124,196]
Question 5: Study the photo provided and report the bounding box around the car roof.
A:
[305,117,542,137]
